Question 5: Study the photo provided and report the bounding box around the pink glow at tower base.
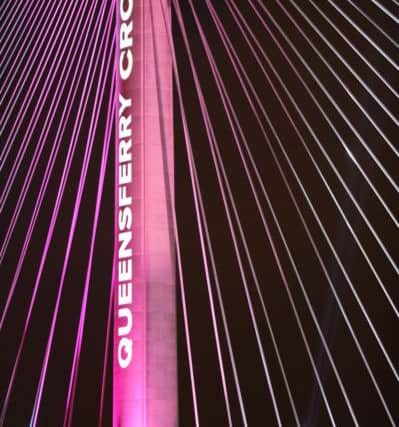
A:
[113,0,176,426]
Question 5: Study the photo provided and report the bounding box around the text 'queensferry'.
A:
[117,0,134,369]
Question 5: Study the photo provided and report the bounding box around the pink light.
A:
[113,1,177,426]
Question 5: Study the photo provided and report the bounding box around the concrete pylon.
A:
[113,0,176,425]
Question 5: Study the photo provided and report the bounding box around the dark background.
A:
[1,1,398,426]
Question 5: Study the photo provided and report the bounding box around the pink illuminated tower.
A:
[113,0,176,426]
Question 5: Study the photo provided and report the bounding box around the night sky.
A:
[1,1,398,426]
